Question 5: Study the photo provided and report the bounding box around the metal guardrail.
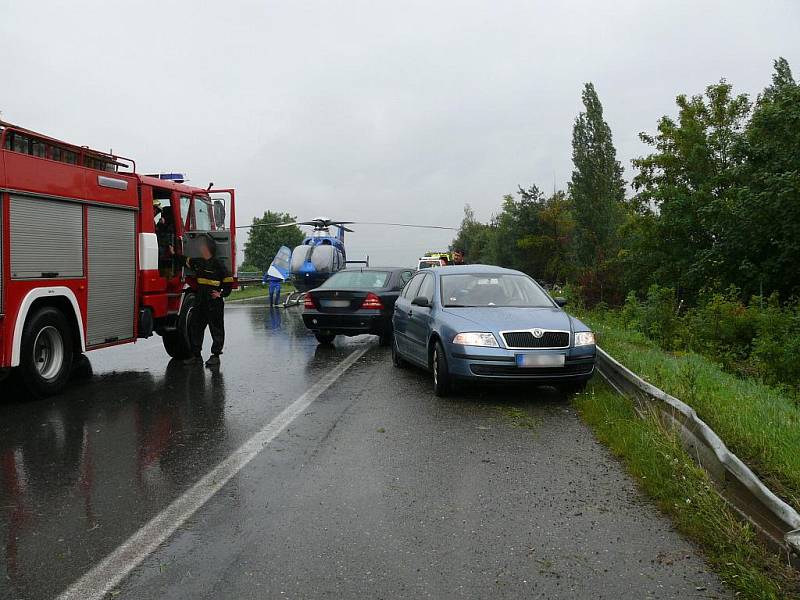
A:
[237,271,263,286]
[596,347,800,565]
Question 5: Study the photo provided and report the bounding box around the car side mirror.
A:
[411,296,430,307]
[554,297,567,307]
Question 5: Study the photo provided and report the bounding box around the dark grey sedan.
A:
[391,265,596,396]
[303,267,415,345]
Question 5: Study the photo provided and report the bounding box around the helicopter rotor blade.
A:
[236,220,456,231]
[350,221,457,230]
[235,222,295,229]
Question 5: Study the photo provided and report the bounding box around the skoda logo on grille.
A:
[532,328,544,338]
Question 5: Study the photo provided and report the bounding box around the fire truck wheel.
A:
[18,306,75,398]
[162,292,196,359]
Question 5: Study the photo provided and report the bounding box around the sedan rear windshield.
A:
[440,274,554,308]
[321,271,390,289]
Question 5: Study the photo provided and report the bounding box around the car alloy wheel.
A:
[432,341,451,397]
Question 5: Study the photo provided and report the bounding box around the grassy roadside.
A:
[578,309,800,513]
[228,282,296,301]
[574,380,799,599]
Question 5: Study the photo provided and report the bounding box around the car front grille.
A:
[470,363,594,377]
[502,330,569,349]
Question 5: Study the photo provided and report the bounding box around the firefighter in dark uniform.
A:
[172,235,233,367]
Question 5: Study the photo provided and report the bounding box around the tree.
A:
[632,81,751,301]
[569,83,627,301]
[738,58,800,299]
[492,186,548,272]
[452,187,575,284]
[452,205,496,265]
[242,212,304,272]
[517,190,576,284]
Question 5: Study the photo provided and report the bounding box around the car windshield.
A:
[440,273,554,308]
[321,270,390,289]
[418,260,439,269]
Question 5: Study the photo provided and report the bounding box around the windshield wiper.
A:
[444,304,470,307]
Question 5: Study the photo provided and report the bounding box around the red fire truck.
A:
[0,121,237,397]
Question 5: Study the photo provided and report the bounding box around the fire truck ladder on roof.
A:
[0,120,136,173]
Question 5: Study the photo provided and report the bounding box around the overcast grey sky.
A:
[2,1,799,267]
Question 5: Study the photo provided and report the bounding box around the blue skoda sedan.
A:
[392,265,596,396]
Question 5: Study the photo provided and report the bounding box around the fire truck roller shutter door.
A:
[86,206,137,346]
[9,195,83,279]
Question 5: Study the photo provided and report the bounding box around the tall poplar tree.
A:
[569,83,627,296]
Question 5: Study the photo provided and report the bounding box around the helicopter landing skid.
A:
[283,291,306,308]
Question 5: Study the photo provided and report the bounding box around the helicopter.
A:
[278,217,364,292]
[240,216,458,295]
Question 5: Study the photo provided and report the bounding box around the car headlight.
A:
[452,332,499,347]
[574,331,595,347]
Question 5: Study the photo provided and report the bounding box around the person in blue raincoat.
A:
[262,271,283,305]
[263,246,292,306]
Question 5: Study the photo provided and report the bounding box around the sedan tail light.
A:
[360,292,384,310]
[304,293,317,309]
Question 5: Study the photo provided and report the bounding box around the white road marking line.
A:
[57,346,369,600]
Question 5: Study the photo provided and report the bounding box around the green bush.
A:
[750,298,800,394]
[559,282,585,312]
[612,287,799,395]
[684,287,757,370]
[624,285,685,350]
[621,290,642,328]
[592,285,800,402]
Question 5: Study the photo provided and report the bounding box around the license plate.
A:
[321,300,351,308]
[515,353,565,368]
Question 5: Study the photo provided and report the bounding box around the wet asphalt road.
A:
[0,302,729,599]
